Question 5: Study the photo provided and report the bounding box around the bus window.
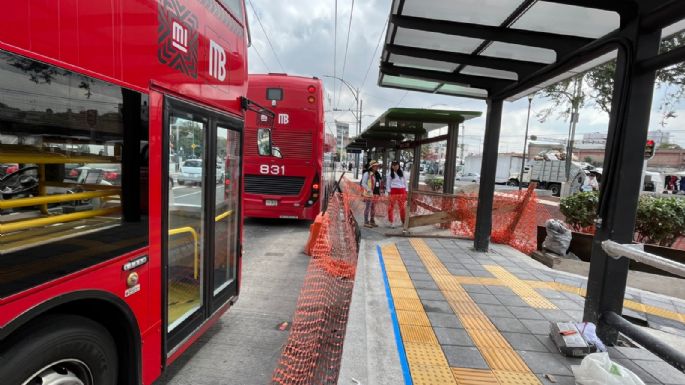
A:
[257,128,272,156]
[266,88,283,101]
[0,50,149,297]
[219,0,244,23]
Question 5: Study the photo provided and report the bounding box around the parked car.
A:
[177,159,223,186]
[456,172,480,182]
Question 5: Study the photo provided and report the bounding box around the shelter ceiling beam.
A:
[390,14,594,57]
[387,44,544,79]
[380,63,513,92]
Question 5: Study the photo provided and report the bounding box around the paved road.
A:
[155,218,312,385]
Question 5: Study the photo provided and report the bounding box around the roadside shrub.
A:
[561,192,685,247]
[634,195,685,246]
[425,176,444,192]
[559,191,599,232]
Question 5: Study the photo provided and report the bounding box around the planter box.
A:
[536,225,685,278]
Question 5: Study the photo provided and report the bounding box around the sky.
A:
[244,0,685,156]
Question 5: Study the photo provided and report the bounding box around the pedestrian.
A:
[361,160,382,228]
[348,162,353,171]
[680,176,685,193]
[581,172,599,192]
[386,160,408,228]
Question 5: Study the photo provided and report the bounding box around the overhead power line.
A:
[250,43,271,73]
[333,0,338,110]
[336,0,355,109]
[247,0,285,72]
[360,16,389,92]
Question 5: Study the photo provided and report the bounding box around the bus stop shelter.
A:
[347,108,481,194]
[373,0,685,356]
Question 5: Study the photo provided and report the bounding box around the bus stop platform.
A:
[338,236,685,385]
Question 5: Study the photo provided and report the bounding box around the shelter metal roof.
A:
[378,0,685,101]
[346,108,481,150]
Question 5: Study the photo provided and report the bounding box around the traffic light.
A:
[644,139,656,160]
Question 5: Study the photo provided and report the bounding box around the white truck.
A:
[508,159,590,196]
[462,154,522,184]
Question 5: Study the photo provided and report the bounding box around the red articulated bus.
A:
[244,74,334,220]
[0,1,254,384]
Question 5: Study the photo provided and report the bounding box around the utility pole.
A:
[519,94,533,190]
[565,75,583,181]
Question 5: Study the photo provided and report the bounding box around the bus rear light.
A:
[312,183,320,190]
[307,85,316,93]
[307,96,316,104]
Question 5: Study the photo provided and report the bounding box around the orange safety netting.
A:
[271,193,360,385]
[342,178,542,254]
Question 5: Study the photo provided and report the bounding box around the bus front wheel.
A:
[0,314,118,385]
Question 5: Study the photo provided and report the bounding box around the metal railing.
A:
[600,240,685,373]
[602,240,685,278]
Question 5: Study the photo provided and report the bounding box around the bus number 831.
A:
[260,164,285,175]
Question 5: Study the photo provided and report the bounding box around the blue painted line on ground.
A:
[377,244,413,385]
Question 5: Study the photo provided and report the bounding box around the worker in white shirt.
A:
[581,172,599,192]
[386,160,408,227]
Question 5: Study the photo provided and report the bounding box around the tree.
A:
[539,31,685,127]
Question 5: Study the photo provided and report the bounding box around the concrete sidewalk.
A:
[339,234,685,385]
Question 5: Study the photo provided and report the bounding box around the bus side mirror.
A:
[272,147,282,159]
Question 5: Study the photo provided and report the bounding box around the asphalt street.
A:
[155,217,312,385]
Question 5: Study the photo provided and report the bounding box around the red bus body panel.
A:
[244,74,325,220]
[0,1,247,384]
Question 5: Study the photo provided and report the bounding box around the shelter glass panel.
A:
[437,84,488,98]
[481,41,556,64]
[401,0,524,27]
[460,65,518,80]
[512,1,619,39]
[394,28,483,54]
[381,75,440,92]
[389,54,458,72]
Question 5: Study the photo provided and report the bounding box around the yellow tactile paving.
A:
[479,348,530,372]
[381,243,459,385]
[460,314,497,330]
[404,343,450,367]
[412,364,460,385]
[493,370,541,385]
[484,265,558,310]
[408,239,541,384]
[451,368,499,385]
[469,330,512,349]
[391,287,421,300]
[400,324,440,344]
[393,297,425,312]
[386,270,412,281]
[388,278,416,289]
[397,309,432,326]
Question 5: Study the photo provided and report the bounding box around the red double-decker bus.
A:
[0,1,254,384]
[244,74,334,220]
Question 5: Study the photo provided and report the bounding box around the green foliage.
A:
[561,192,685,247]
[559,191,599,231]
[539,31,685,127]
[634,196,685,246]
[424,176,444,192]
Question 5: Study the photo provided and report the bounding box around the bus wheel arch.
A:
[0,291,142,385]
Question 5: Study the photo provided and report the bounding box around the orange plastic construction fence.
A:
[271,193,359,385]
[342,178,541,254]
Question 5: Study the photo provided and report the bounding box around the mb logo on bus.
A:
[172,21,188,53]
[278,114,289,125]
[209,40,226,81]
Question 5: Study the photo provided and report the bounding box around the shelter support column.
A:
[474,98,503,252]
[583,24,661,344]
[410,134,423,190]
[443,122,459,194]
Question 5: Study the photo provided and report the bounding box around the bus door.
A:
[163,96,242,351]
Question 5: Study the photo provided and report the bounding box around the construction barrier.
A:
[272,193,360,385]
[342,178,541,254]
